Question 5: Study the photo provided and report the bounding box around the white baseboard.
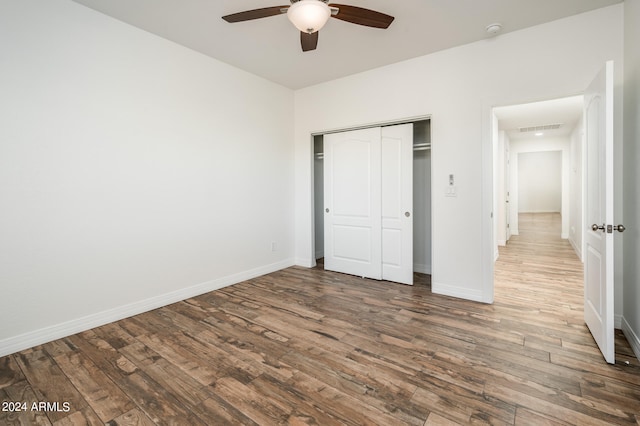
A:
[414,263,432,274]
[561,233,569,239]
[497,239,506,247]
[432,281,487,303]
[622,317,640,362]
[0,258,295,358]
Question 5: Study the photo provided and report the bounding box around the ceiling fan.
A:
[222,0,394,52]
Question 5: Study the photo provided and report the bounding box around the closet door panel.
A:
[381,124,414,285]
[324,128,382,279]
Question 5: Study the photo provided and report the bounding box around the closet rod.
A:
[413,142,431,151]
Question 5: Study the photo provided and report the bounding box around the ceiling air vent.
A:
[519,123,563,133]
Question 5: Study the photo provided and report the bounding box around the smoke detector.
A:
[486,23,502,35]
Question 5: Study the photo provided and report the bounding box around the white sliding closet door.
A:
[324,124,413,285]
[324,128,382,279]
[381,124,413,285]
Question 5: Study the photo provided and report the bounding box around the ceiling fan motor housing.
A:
[287,0,331,33]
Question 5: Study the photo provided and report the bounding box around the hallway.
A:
[495,213,584,312]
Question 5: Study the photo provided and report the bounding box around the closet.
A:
[323,124,413,284]
[314,120,431,286]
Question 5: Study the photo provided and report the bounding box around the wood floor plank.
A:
[514,407,573,426]
[0,355,24,390]
[66,331,138,381]
[1,213,639,424]
[424,412,463,425]
[42,338,77,359]
[134,356,212,408]
[90,323,138,350]
[115,371,207,425]
[1,380,53,426]
[287,370,411,426]
[104,408,156,426]
[281,347,425,423]
[212,376,292,425]
[248,372,367,426]
[52,405,103,426]
[134,334,220,386]
[193,329,295,383]
[53,351,135,422]
[14,349,89,423]
[191,396,259,425]
[411,372,517,425]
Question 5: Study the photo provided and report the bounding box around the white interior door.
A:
[324,128,382,280]
[584,61,615,364]
[381,124,413,285]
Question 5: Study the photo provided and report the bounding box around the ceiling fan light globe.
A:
[287,0,331,33]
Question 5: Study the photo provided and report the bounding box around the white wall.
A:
[518,151,562,213]
[495,130,508,248]
[294,4,623,303]
[0,0,294,356]
[509,138,571,238]
[623,0,640,359]
[569,116,584,260]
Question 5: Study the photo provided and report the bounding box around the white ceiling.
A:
[494,96,584,141]
[71,0,621,90]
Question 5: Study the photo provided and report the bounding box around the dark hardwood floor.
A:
[1,213,639,425]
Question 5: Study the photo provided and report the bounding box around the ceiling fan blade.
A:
[222,6,288,23]
[301,31,319,52]
[328,4,394,29]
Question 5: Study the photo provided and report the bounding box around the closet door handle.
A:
[326,208,330,213]
[405,212,411,218]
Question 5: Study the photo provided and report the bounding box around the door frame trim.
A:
[482,92,585,304]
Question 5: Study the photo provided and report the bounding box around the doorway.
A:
[491,63,628,364]
[492,96,586,312]
[493,96,584,259]
[312,119,432,282]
